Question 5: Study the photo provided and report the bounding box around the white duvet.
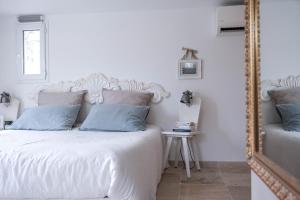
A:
[0,125,163,200]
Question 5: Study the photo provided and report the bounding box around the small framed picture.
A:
[0,115,4,130]
[178,59,202,79]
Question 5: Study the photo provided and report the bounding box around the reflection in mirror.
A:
[260,0,300,180]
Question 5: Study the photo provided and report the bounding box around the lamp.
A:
[0,92,10,105]
[180,90,193,106]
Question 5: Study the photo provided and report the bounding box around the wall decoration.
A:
[30,73,170,105]
[178,47,202,79]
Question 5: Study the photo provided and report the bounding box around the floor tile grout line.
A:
[218,161,235,200]
[225,183,235,200]
[178,170,181,200]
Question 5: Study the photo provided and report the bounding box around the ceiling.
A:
[0,0,243,16]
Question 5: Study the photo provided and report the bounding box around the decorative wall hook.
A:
[181,47,199,60]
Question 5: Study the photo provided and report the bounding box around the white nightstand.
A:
[162,131,201,178]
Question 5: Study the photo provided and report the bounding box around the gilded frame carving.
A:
[245,0,300,199]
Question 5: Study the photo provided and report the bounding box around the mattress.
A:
[0,125,163,200]
[263,124,300,179]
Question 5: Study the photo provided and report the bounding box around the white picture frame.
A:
[178,59,202,79]
[0,115,4,130]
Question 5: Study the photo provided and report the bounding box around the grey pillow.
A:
[80,104,150,132]
[38,91,86,106]
[102,90,154,106]
[268,87,300,105]
[10,105,81,131]
[276,103,300,132]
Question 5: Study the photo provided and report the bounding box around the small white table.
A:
[162,131,201,178]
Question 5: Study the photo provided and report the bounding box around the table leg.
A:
[182,137,191,178]
[191,137,201,170]
[174,138,181,168]
[163,136,173,169]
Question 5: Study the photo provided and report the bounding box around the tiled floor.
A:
[157,162,251,200]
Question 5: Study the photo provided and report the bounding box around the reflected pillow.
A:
[268,87,300,119]
[10,105,80,131]
[268,87,300,105]
[80,104,150,132]
[276,103,300,132]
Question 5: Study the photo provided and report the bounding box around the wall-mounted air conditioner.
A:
[216,5,245,35]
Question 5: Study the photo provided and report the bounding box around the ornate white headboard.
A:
[261,75,300,101]
[31,73,170,105]
[261,75,300,125]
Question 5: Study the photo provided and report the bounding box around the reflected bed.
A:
[263,124,300,179]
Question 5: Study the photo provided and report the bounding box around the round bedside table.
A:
[161,131,201,178]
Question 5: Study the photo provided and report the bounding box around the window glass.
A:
[23,30,41,75]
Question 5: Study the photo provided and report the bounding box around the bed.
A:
[0,125,162,200]
[263,124,300,180]
[0,73,170,200]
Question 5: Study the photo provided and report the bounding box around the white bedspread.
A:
[263,124,300,179]
[0,125,163,200]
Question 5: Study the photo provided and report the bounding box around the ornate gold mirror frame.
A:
[245,0,300,199]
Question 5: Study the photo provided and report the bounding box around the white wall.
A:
[251,171,278,200]
[260,0,300,80]
[0,5,246,161]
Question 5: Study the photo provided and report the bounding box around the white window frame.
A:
[16,22,48,82]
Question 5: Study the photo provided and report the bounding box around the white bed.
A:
[0,125,163,200]
[0,73,170,199]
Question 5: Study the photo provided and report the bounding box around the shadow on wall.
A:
[147,100,177,130]
[195,94,244,161]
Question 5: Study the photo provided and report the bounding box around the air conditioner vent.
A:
[216,5,245,35]
[220,27,245,32]
[18,15,44,23]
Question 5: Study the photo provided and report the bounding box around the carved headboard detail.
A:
[261,75,300,101]
[31,73,170,105]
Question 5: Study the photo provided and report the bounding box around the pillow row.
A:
[38,90,154,106]
[38,90,154,124]
[10,104,150,132]
[10,90,154,132]
[268,87,300,132]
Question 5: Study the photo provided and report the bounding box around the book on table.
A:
[173,121,196,132]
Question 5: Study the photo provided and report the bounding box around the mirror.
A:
[246,0,300,199]
[260,0,300,180]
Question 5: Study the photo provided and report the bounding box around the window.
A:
[17,22,47,82]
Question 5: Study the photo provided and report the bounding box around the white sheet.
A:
[263,124,300,179]
[0,125,163,200]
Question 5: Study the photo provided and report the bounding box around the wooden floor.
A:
[157,162,251,200]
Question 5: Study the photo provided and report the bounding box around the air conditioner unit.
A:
[216,5,245,35]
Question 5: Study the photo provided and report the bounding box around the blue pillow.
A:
[80,104,150,132]
[10,105,81,131]
[276,103,300,132]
